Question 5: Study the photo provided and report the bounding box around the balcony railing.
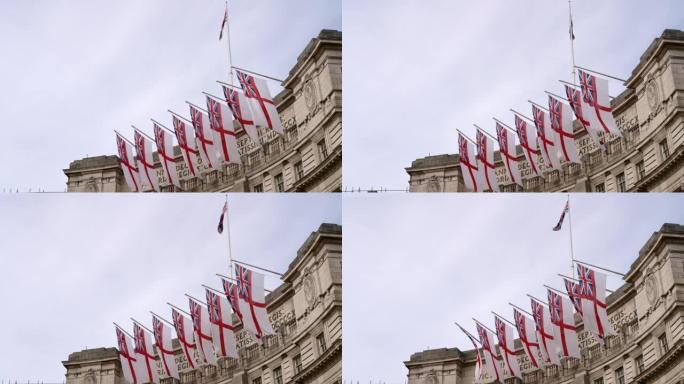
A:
[520,318,639,384]
[171,126,300,192]
[174,318,300,384]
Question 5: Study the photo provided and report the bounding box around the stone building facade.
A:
[63,223,342,384]
[404,223,684,384]
[406,29,684,192]
[64,30,342,192]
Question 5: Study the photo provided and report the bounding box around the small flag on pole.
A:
[218,202,228,234]
[219,2,228,40]
[569,19,575,40]
[553,201,570,231]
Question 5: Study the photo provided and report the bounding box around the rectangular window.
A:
[658,334,669,353]
[616,173,626,192]
[253,377,262,384]
[294,161,304,181]
[317,334,327,353]
[636,161,645,180]
[635,355,644,374]
[272,367,282,384]
[318,140,328,160]
[595,183,605,192]
[253,183,263,193]
[614,367,624,384]
[593,378,603,384]
[293,354,302,374]
[659,140,670,159]
[274,173,284,192]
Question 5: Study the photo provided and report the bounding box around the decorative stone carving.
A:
[424,370,438,384]
[645,77,660,111]
[427,176,441,192]
[645,271,659,305]
[83,370,97,384]
[85,177,99,192]
[304,79,318,112]
[303,272,317,306]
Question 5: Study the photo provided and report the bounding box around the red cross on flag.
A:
[495,122,522,186]
[548,95,580,164]
[152,123,181,189]
[189,105,221,171]
[530,298,560,365]
[565,85,605,151]
[133,322,160,384]
[206,289,239,358]
[547,289,581,359]
[236,70,284,134]
[189,298,218,365]
[475,322,502,383]
[456,324,483,383]
[513,115,543,177]
[221,277,262,344]
[133,129,160,192]
[235,264,276,338]
[115,133,142,192]
[171,115,202,180]
[494,316,521,379]
[531,105,562,171]
[578,70,621,137]
[115,326,148,384]
[152,315,180,380]
[458,132,485,192]
[475,129,499,192]
[171,308,200,370]
[513,308,543,369]
[223,86,260,144]
[577,264,616,339]
[206,96,241,165]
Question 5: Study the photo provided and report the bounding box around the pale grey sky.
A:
[343,193,684,384]
[343,0,684,190]
[0,0,341,192]
[0,193,341,381]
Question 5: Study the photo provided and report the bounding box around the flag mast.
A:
[567,194,575,279]
[568,0,577,85]
[225,194,234,277]
[224,0,235,85]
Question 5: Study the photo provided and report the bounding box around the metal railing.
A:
[520,318,640,384]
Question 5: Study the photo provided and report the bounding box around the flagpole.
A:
[233,259,284,277]
[573,259,625,277]
[453,322,481,344]
[224,0,235,85]
[225,194,234,277]
[150,311,175,327]
[215,273,274,293]
[113,322,134,338]
[558,273,615,293]
[568,0,577,85]
[130,317,155,334]
[167,302,192,317]
[185,293,208,306]
[567,194,575,279]
[508,302,534,317]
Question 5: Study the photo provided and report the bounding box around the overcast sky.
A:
[0,0,341,192]
[343,0,684,190]
[343,193,684,384]
[0,193,341,382]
